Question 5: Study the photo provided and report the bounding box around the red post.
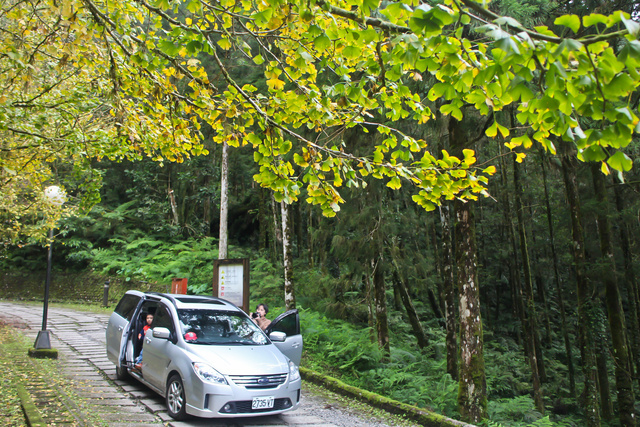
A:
[171,278,188,294]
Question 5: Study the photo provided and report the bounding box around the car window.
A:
[114,294,141,321]
[268,310,300,336]
[177,309,268,345]
[152,305,176,336]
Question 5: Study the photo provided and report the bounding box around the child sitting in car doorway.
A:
[134,313,153,370]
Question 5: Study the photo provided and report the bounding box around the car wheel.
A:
[116,364,129,380]
[166,374,188,420]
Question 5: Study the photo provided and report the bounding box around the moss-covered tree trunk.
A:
[439,203,458,380]
[218,142,229,259]
[373,258,390,358]
[560,150,600,426]
[454,198,487,423]
[540,152,576,397]
[513,156,545,413]
[281,201,295,309]
[591,164,635,426]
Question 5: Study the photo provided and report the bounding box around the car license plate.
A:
[252,396,274,410]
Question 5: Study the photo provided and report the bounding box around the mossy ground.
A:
[0,317,106,427]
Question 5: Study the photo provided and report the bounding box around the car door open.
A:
[266,309,302,366]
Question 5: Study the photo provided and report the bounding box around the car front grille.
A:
[229,373,288,389]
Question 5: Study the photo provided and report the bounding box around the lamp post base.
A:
[34,330,51,349]
[29,331,58,359]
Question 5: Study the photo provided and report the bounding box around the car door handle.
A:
[118,326,123,331]
[145,338,152,344]
[291,342,300,348]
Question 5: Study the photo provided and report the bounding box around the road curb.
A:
[16,383,46,427]
[300,367,476,427]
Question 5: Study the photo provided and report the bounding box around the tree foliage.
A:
[4,0,639,244]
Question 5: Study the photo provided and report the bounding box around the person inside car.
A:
[250,303,271,331]
[134,313,153,370]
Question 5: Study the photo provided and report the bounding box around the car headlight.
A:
[193,362,228,385]
[288,360,300,382]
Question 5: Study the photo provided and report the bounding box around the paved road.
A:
[0,301,407,427]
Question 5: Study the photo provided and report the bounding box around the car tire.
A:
[116,364,129,380]
[166,374,188,420]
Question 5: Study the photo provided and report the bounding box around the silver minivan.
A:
[106,291,302,419]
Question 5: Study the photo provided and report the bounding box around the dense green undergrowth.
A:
[1,235,592,426]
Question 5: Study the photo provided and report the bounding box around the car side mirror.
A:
[269,331,287,342]
[153,327,171,340]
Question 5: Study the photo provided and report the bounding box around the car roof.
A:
[127,291,240,312]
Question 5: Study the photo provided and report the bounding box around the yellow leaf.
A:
[267,77,285,90]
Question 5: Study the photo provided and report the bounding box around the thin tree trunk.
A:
[498,145,523,347]
[540,152,576,397]
[258,188,267,250]
[281,201,295,309]
[391,266,428,349]
[365,271,376,344]
[373,258,390,358]
[271,194,281,262]
[590,164,635,426]
[218,142,229,259]
[513,157,545,413]
[560,149,600,426]
[439,203,458,380]
[613,177,640,393]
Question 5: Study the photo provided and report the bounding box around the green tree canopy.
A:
[2,0,639,242]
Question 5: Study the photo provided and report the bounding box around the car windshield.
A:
[177,309,268,345]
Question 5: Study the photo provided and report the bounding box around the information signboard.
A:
[212,258,250,312]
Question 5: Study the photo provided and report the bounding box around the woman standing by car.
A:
[251,303,271,330]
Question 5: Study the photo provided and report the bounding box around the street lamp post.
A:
[33,185,65,352]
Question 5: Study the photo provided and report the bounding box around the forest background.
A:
[2,0,640,425]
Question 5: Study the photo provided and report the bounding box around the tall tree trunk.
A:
[439,203,458,380]
[560,149,600,426]
[271,194,281,262]
[540,152,576,397]
[281,201,295,309]
[454,199,487,423]
[218,142,229,259]
[590,164,635,426]
[498,145,523,347]
[258,188,268,250]
[449,115,487,423]
[391,265,428,349]
[595,320,614,422]
[373,258,390,358]
[613,177,640,393]
[513,157,545,413]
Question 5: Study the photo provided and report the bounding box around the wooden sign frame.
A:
[212,258,250,313]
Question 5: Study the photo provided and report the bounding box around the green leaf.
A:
[158,40,181,56]
[607,151,633,172]
[494,16,523,28]
[362,0,379,15]
[440,103,463,120]
[583,13,608,28]
[553,39,583,56]
[343,46,360,60]
[314,34,332,51]
[554,15,581,33]
[387,176,402,189]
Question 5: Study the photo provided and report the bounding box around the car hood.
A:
[186,344,289,375]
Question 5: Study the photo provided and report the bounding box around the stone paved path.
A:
[0,302,407,427]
